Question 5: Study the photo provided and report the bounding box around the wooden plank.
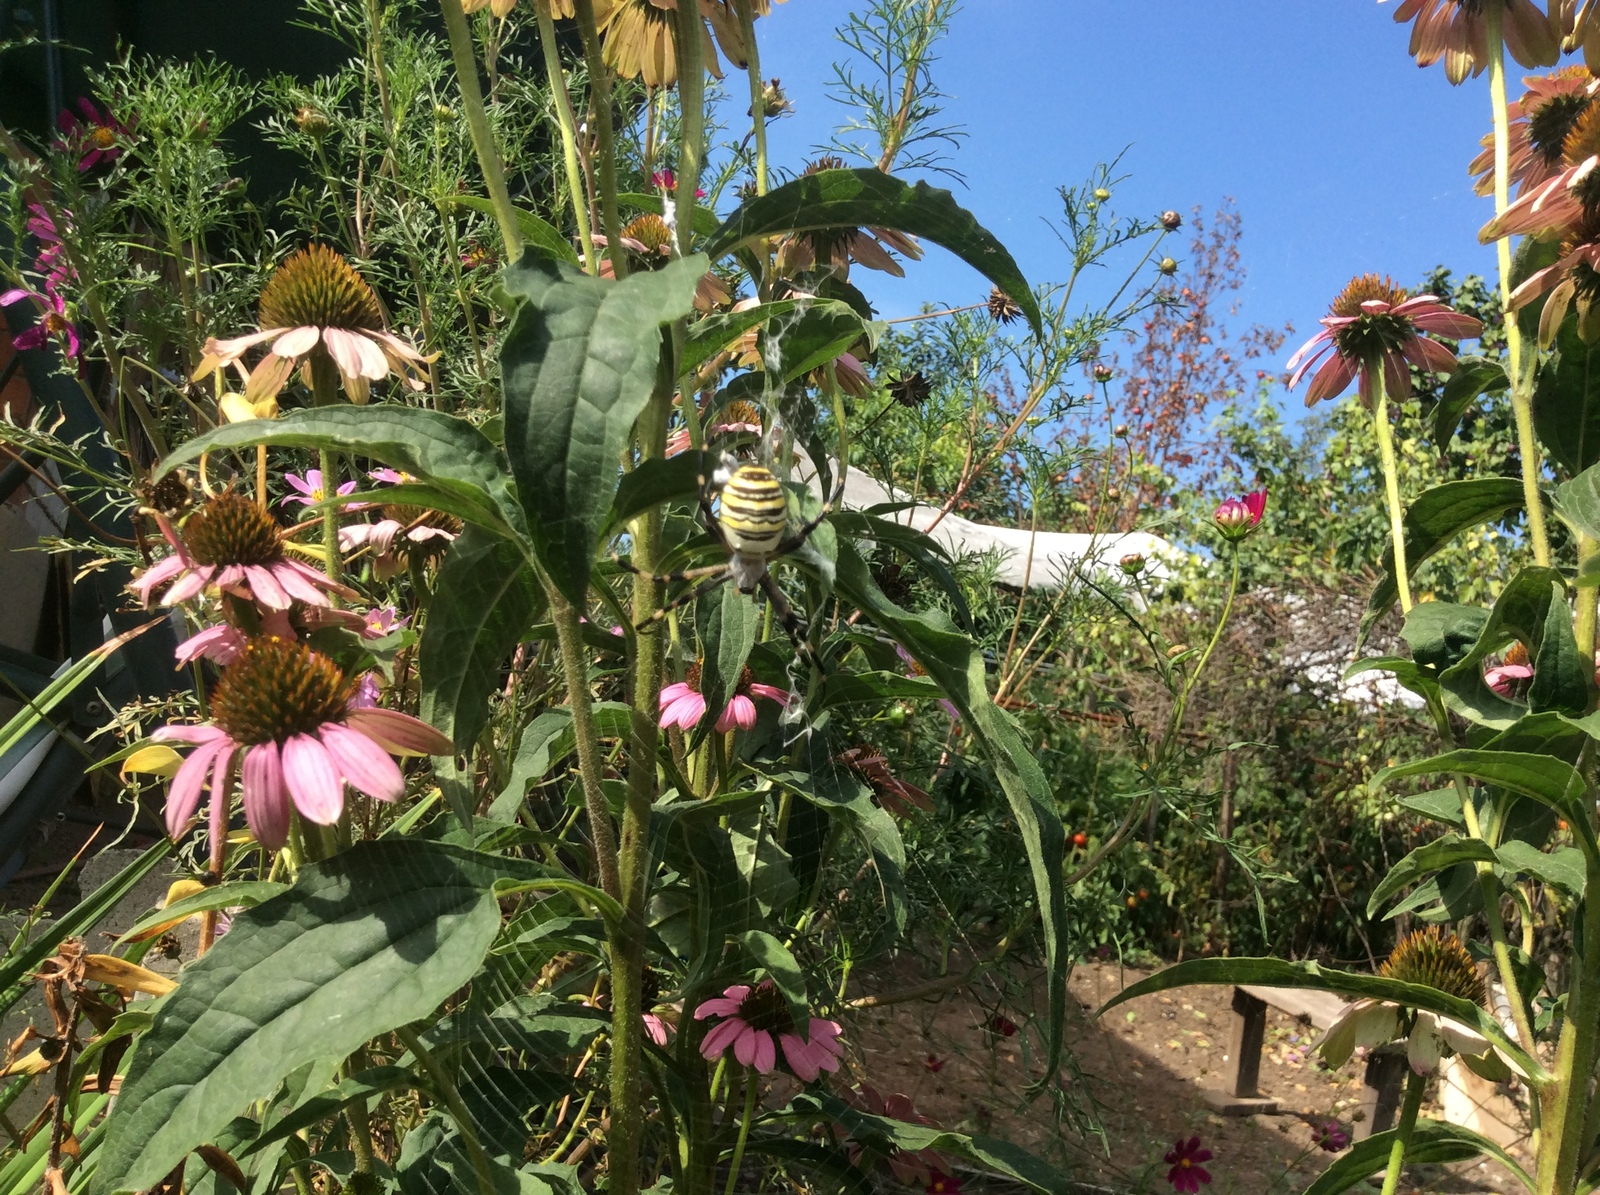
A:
[1237,984,1348,1030]
[1229,987,1268,1098]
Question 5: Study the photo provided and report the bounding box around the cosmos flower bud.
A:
[1213,489,1267,540]
[434,104,455,121]
[1113,423,1129,437]
[295,106,331,138]
[1159,257,1178,275]
[1093,187,1111,202]
[1160,210,1183,231]
[1119,553,1145,576]
[1093,364,1115,383]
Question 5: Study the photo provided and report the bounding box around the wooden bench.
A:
[1203,985,1405,1138]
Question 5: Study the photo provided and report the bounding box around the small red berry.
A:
[1072,831,1088,848]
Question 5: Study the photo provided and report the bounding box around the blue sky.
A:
[745,1,1506,373]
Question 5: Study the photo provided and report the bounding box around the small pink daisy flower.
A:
[153,636,451,847]
[363,606,408,637]
[282,469,359,509]
[658,662,789,733]
[1286,275,1481,408]
[693,980,843,1081]
[1,288,80,358]
[55,98,130,171]
[1164,1136,1213,1194]
[651,168,706,199]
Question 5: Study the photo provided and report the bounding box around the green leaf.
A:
[1512,235,1562,349]
[763,299,870,383]
[817,670,945,709]
[617,191,721,240]
[692,584,760,750]
[739,930,810,1030]
[818,540,1071,1085]
[1402,602,1489,672]
[1374,749,1600,864]
[1366,834,1497,917]
[1399,788,1467,829]
[605,454,704,535]
[492,703,635,820]
[1535,311,1600,476]
[1092,956,1539,1082]
[154,406,528,545]
[447,195,578,265]
[1554,459,1600,540]
[120,881,288,943]
[1435,568,1587,723]
[703,168,1043,338]
[1434,357,1509,446]
[681,299,802,378]
[420,527,544,753]
[1303,1120,1529,1195]
[1362,479,1525,644]
[1496,840,1588,896]
[500,255,705,604]
[239,1067,425,1157]
[93,841,506,1195]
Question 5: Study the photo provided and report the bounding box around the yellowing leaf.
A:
[121,746,182,780]
[219,392,279,423]
[81,955,177,996]
[124,881,208,943]
[0,1048,52,1077]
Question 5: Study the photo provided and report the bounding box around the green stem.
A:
[1378,1066,1426,1195]
[1371,364,1413,614]
[549,590,623,903]
[343,1091,381,1195]
[722,1068,758,1195]
[732,0,768,195]
[1458,774,1541,1058]
[309,356,345,587]
[534,0,597,271]
[1536,856,1600,1195]
[395,1025,497,1195]
[1486,5,1550,566]
[1577,533,1598,670]
[671,0,706,258]
[439,0,524,262]
[572,0,626,278]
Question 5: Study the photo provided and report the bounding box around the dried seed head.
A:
[987,287,1024,324]
[889,370,932,408]
[1380,927,1486,1006]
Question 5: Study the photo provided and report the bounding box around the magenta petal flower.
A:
[694,980,842,1081]
[659,662,789,732]
[2,288,80,358]
[1312,1120,1350,1152]
[55,97,130,171]
[151,637,450,847]
[282,469,359,508]
[644,1013,671,1047]
[1214,489,1267,540]
[1163,1136,1213,1194]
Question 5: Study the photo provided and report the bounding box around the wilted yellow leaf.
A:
[120,745,182,780]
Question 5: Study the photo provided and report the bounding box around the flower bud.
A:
[434,104,456,121]
[1093,187,1111,202]
[1160,210,1182,231]
[1213,488,1267,540]
[1119,553,1145,576]
[1113,423,1129,437]
[1158,257,1178,275]
[1093,364,1114,383]
[295,106,331,138]
[1165,644,1190,660]
[761,78,793,119]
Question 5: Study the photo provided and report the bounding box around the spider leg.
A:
[636,570,735,628]
[758,571,825,673]
[611,555,730,586]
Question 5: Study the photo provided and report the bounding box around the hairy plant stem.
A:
[534,0,597,271]
[572,0,627,278]
[308,356,345,587]
[1577,533,1599,666]
[1486,6,1550,566]
[1370,367,1412,614]
[732,0,769,194]
[439,0,524,262]
[395,1025,497,1195]
[549,591,623,902]
[1378,1066,1425,1195]
[672,0,706,257]
[722,1069,759,1195]
[1537,847,1600,1195]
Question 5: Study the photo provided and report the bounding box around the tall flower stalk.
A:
[1370,369,1414,613]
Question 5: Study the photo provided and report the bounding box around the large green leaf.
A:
[605,454,703,534]
[762,299,871,383]
[499,255,704,603]
[1366,834,1497,917]
[702,168,1043,338]
[1362,478,1526,643]
[818,540,1070,1082]
[1433,357,1509,447]
[1554,459,1600,540]
[1535,311,1600,476]
[93,841,507,1195]
[691,584,760,750]
[1093,957,1539,1081]
[420,527,544,753]
[155,406,528,545]
[1304,1120,1528,1195]
[682,299,802,377]
[1496,840,1587,896]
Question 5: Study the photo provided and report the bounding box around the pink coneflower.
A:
[776,157,924,280]
[837,745,933,817]
[1485,641,1535,699]
[988,1014,1018,1038]
[1470,67,1598,197]
[665,398,764,458]
[837,1085,948,1185]
[1507,207,1600,343]
[131,491,354,612]
[1213,489,1266,540]
[1164,1137,1213,1194]
[152,636,452,847]
[1482,103,1600,240]
[282,469,359,509]
[192,245,432,405]
[174,624,247,669]
[55,98,129,171]
[693,980,843,1081]
[339,505,460,580]
[1286,275,1482,408]
[658,662,790,733]
[1,288,80,357]
[1387,0,1559,85]
[590,215,730,312]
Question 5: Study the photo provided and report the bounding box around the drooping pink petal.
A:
[348,331,391,379]
[244,564,292,609]
[271,325,321,357]
[694,998,745,1019]
[282,733,345,824]
[318,721,406,802]
[1303,352,1356,407]
[750,1027,777,1074]
[644,1013,669,1047]
[130,554,189,604]
[699,1016,747,1060]
[732,1023,763,1067]
[241,742,291,849]
[343,707,455,756]
[163,565,214,606]
[715,694,757,733]
[321,327,369,379]
[153,722,229,746]
[165,738,228,838]
[747,683,790,704]
[271,561,333,606]
[174,624,246,668]
[1284,329,1334,373]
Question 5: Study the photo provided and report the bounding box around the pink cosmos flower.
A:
[693,981,843,1081]
[154,636,452,847]
[1312,1120,1350,1152]
[174,624,247,669]
[1213,489,1266,540]
[1,289,80,357]
[130,491,355,612]
[651,169,706,199]
[1164,1137,1213,1194]
[349,672,382,710]
[1387,0,1559,85]
[658,662,790,733]
[339,511,459,580]
[282,469,359,509]
[27,204,76,292]
[55,98,129,171]
[1286,275,1481,408]
[1469,67,1598,198]
[926,1175,963,1195]
[363,606,407,637]
[368,467,418,486]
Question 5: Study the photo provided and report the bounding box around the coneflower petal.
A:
[319,722,405,802]
[242,742,291,849]
[244,564,292,610]
[343,707,454,756]
[282,733,345,824]
[166,738,228,838]
[272,325,320,357]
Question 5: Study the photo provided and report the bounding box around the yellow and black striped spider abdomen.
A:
[717,465,789,558]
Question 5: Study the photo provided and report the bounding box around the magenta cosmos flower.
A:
[27,204,76,292]
[1213,489,1266,540]
[1470,67,1599,198]
[836,1084,949,1185]
[1387,0,1559,84]
[55,98,129,171]
[1164,1137,1213,1194]
[1,288,80,357]
[153,636,452,847]
[1286,275,1482,408]
[651,169,706,199]
[659,662,790,733]
[131,491,354,612]
[1312,1120,1350,1152]
[193,245,431,405]
[926,1175,962,1195]
[694,980,843,1081]
[282,469,358,508]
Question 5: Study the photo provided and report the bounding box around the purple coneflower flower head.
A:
[837,745,933,817]
[1164,1137,1213,1194]
[835,1084,948,1185]
[658,661,790,733]
[152,636,452,847]
[174,623,247,669]
[339,506,460,581]
[1287,275,1480,409]
[130,491,355,612]
[282,469,359,508]
[56,98,129,171]
[693,980,843,1080]
[1,289,80,357]
[1213,489,1266,541]
[1386,0,1559,85]
[1312,1120,1350,1152]
[1485,641,1534,700]
[1469,67,1598,198]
